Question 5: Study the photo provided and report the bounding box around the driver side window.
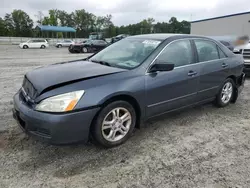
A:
[156,40,193,68]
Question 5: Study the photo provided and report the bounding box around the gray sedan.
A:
[13,34,245,147]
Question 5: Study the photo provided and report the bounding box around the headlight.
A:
[35,90,85,112]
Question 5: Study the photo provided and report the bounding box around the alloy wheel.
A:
[83,47,88,53]
[221,82,233,104]
[101,107,132,142]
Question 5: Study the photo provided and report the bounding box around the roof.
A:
[128,33,186,40]
[191,11,250,23]
[36,25,76,32]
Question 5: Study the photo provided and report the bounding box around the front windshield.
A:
[90,38,161,69]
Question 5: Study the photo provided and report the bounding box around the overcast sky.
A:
[1,0,249,25]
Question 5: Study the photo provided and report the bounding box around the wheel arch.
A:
[226,75,238,103]
[94,94,142,129]
[227,75,237,84]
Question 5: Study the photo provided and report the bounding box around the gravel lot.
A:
[0,45,250,188]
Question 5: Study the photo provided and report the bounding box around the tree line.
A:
[0,9,190,38]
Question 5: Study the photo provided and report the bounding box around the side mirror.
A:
[149,63,174,73]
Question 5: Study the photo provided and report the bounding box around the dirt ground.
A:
[0,45,250,188]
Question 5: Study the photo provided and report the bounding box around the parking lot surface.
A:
[0,45,250,188]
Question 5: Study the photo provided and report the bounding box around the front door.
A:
[28,40,35,48]
[145,39,200,118]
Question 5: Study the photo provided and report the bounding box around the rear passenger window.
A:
[218,47,227,58]
[156,40,193,67]
[194,40,219,62]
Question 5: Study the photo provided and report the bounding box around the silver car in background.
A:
[55,40,75,48]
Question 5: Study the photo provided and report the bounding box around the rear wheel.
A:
[23,45,28,49]
[58,44,62,48]
[82,47,88,53]
[41,45,46,49]
[215,78,235,107]
[92,101,136,148]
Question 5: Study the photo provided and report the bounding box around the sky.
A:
[1,0,250,26]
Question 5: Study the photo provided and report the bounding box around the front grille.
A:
[243,49,250,59]
[22,77,37,100]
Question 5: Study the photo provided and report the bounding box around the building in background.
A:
[191,11,250,37]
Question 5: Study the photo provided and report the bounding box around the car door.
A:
[28,40,35,48]
[193,39,230,102]
[145,39,201,118]
[98,41,108,50]
[64,40,71,47]
[34,40,41,48]
[92,40,102,51]
[38,40,45,48]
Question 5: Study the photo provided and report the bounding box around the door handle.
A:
[188,71,197,76]
[222,63,228,68]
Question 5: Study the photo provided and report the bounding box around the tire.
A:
[215,78,235,107]
[82,47,88,53]
[23,45,28,49]
[68,45,73,53]
[58,44,62,48]
[41,45,46,49]
[92,101,136,148]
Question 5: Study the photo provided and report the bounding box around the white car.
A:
[234,41,250,73]
[55,40,75,48]
[19,39,49,49]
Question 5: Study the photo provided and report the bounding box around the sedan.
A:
[13,34,245,148]
[111,34,130,44]
[55,40,75,48]
[68,40,108,53]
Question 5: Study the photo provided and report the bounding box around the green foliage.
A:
[0,18,4,36]
[57,32,63,38]
[0,9,190,37]
[1,10,33,37]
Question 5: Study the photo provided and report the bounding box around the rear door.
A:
[34,40,41,48]
[193,39,230,101]
[39,40,45,48]
[145,39,201,117]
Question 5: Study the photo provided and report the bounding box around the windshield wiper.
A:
[90,59,111,67]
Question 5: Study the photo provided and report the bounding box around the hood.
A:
[234,43,250,50]
[26,60,126,94]
[73,43,84,46]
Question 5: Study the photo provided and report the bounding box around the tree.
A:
[11,10,33,37]
[0,9,190,37]
[35,11,44,25]
[0,17,6,36]
[42,17,50,25]
[48,9,59,26]
[57,10,68,26]
[4,13,14,36]
[180,20,190,34]
[73,9,98,37]
[169,17,182,33]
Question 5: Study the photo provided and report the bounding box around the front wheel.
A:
[41,45,46,49]
[215,78,235,107]
[92,101,136,148]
